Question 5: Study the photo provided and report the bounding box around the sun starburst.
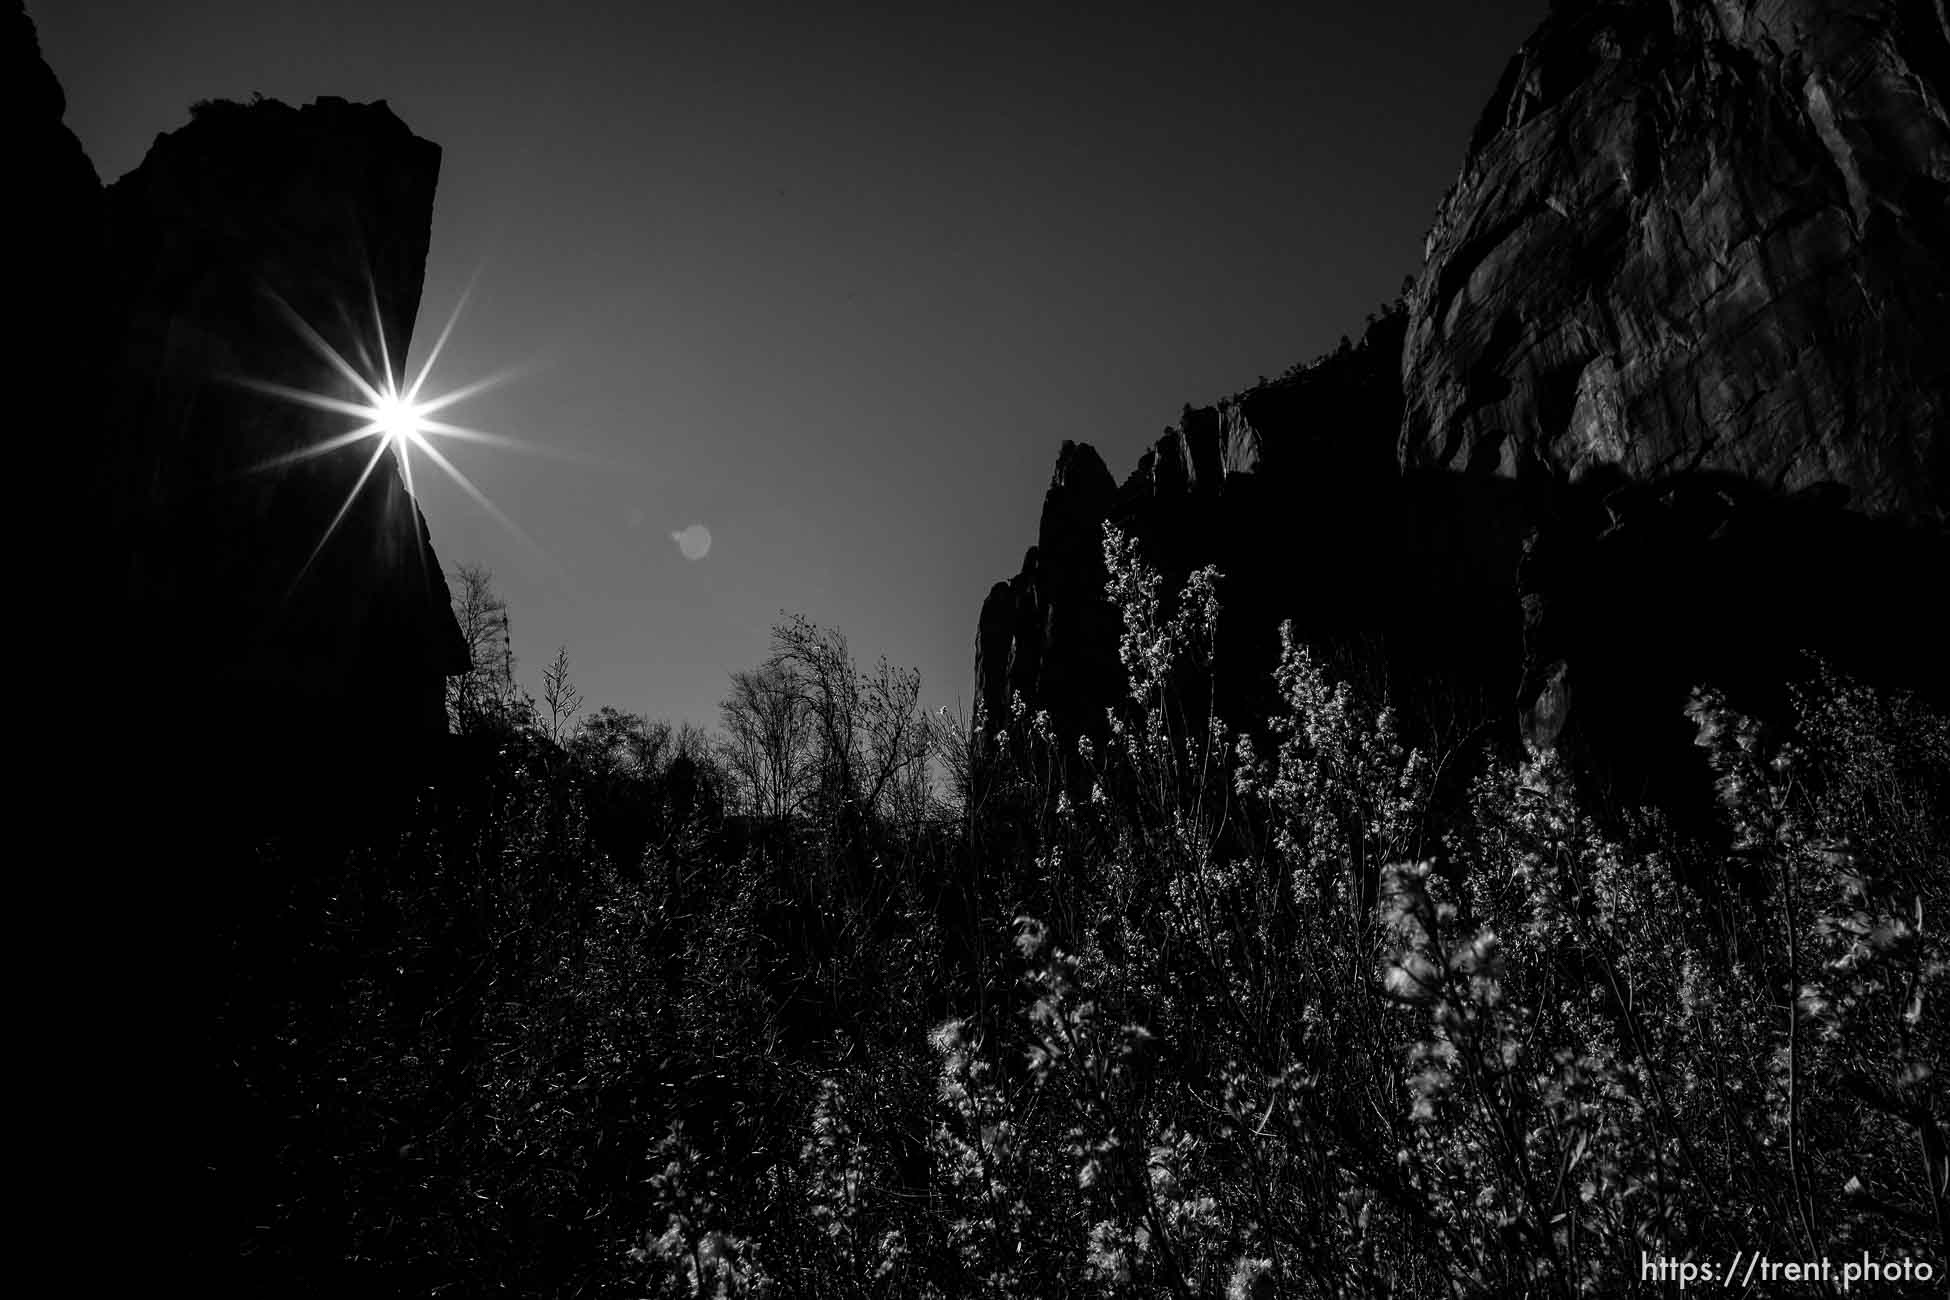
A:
[232,274,548,591]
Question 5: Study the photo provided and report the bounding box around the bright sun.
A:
[372,386,428,449]
[234,277,543,589]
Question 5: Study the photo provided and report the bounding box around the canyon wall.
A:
[977,0,1950,807]
[15,1,466,832]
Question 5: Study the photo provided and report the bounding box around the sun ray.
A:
[397,437,433,580]
[235,265,558,592]
[369,276,396,395]
[405,270,479,404]
[262,289,384,408]
[231,376,384,423]
[411,365,528,417]
[286,435,397,599]
[249,424,386,472]
[347,322,378,387]
[414,418,614,466]
[412,436,548,558]
[413,419,524,447]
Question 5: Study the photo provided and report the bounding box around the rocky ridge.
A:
[976,0,1950,809]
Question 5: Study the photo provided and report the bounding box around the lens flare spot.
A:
[672,523,712,560]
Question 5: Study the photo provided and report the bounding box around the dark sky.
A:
[40,0,1544,731]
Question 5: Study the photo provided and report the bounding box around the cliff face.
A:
[17,5,472,1249]
[100,96,467,743]
[1402,0,1949,518]
[1409,0,1950,789]
[977,0,1950,807]
[14,0,106,669]
[14,3,467,826]
[974,310,1510,752]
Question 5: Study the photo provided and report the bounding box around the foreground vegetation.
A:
[212,540,1948,1296]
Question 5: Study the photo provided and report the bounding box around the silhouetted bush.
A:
[211,554,1946,1296]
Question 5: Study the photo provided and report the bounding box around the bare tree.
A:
[447,563,523,731]
[766,615,862,822]
[541,645,582,746]
[570,707,672,779]
[859,653,931,831]
[927,701,980,826]
[752,615,934,832]
[719,661,814,822]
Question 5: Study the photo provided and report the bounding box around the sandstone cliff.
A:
[977,0,1950,809]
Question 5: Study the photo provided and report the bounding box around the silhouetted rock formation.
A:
[977,0,1950,810]
[96,92,467,819]
[15,40,471,831]
[15,2,470,1273]
[15,0,107,702]
[20,10,469,808]
[976,441,1122,746]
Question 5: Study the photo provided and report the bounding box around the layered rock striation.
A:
[977,0,1950,809]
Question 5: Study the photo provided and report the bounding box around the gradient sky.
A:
[40,0,1544,732]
